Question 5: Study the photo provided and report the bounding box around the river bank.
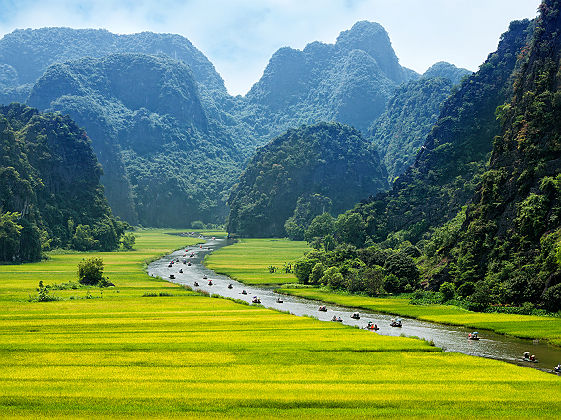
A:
[206,237,561,348]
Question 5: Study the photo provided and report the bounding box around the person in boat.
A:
[337,317,343,322]
[208,280,213,286]
[169,274,175,279]
[276,297,283,303]
[373,324,379,330]
[555,364,561,373]
[367,321,373,329]
[241,290,247,295]
[179,269,183,273]
[228,284,233,289]
[332,315,338,321]
[194,282,199,287]
[530,354,536,362]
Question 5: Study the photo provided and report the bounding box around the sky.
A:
[0,0,542,96]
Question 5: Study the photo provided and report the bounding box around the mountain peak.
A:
[423,61,472,85]
[336,21,407,84]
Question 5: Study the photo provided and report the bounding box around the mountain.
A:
[27,53,253,227]
[0,103,124,262]
[227,122,388,238]
[0,27,227,102]
[435,0,561,311]
[371,62,472,181]
[344,19,532,245]
[243,21,418,137]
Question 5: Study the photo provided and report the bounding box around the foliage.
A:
[342,19,532,245]
[435,1,561,310]
[439,282,456,302]
[0,104,123,262]
[227,123,388,237]
[77,257,105,286]
[121,232,136,250]
[370,63,470,181]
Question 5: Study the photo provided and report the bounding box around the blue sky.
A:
[0,0,541,95]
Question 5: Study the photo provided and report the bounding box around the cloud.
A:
[0,0,541,95]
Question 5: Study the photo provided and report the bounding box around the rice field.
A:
[1,231,561,418]
[205,238,309,284]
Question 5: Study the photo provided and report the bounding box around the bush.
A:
[542,283,561,312]
[77,257,105,285]
[439,282,456,302]
[383,274,401,294]
[121,232,136,250]
[191,220,205,229]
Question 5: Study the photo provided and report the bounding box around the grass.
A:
[276,288,561,346]
[205,238,310,284]
[1,231,561,418]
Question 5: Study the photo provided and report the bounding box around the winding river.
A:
[147,236,561,374]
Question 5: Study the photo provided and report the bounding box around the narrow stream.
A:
[147,236,561,374]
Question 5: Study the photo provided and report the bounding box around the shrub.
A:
[439,282,456,302]
[121,232,136,250]
[77,257,105,285]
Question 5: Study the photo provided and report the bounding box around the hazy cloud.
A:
[0,0,541,95]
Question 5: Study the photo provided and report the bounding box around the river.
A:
[147,236,561,374]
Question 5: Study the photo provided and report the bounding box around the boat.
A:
[366,322,379,331]
[227,284,233,289]
[468,332,480,340]
[276,297,283,303]
[331,316,343,322]
[194,282,199,287]
[203,275,208,280]
[208,280,213,286]
[179,269,183,273]
[351,313,360,320]
[390,318,402,328]
[555,364,561,373]
[318,306,327,312]
[241,290,247,295]
[187,262,192,266]
[252,297,261,304]
[169,274,175,279]
[523,352,538,363]
[168,264,173,268]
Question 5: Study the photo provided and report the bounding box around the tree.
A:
[0,212,22,262]
[71,224,98,251]
[439,282,456,302]
[77,257,105,285]
[121,232,136,250]
[335,212,367,247]
[305,213,335,242]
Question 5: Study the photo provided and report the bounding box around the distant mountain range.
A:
[0,22,468,229]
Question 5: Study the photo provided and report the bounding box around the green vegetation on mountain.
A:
[0,103,124,262]
[371,63,471,181]
[344,19,532,246]
[243,21,417,138]
[227,122,388,237]
[0,27,227,102]
[431,0,561,311]
[27,53,253,227]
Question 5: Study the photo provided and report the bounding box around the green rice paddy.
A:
[205,238,310,284]
[1,231,560,418]
[208,238,561,346]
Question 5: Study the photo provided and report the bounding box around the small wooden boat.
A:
[252,297,261,304]
[179,269,183,273]
[208,280,213,286]
[169,274,175,279]
[351,313,360,320]
[194,282,199,287]
[227,284,233,289]
[318,306,327,312]
[390,318,402,328]
[276,298,283,303]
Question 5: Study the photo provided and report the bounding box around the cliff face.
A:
[437,0,561,310]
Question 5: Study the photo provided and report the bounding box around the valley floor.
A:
[209,238,561,347]
[1,232,560,418]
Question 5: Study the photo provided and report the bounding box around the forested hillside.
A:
[370,62,471,181]
[28,53,253,226]
[0,27,227,101]
[347,19,532,245]
[243,21,418,138]
[433,0,561,311]
[227,123,388,237]
[0,104,124,262]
